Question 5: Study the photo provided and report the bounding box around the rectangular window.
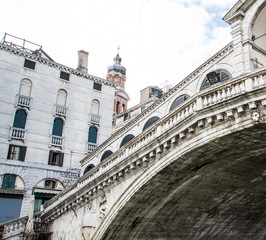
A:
[48,151,64,167]
[24,59,36,70]
[93,82,102,91]
[7,145,26,161]
[60,71,70,81]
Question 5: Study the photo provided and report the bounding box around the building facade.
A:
[0,34,116,223]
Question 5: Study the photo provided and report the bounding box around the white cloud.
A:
[0,0,236,106]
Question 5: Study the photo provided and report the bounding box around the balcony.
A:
[50,135,63,147]
[87,142,98,153]
[90,114,100,125]
[16,94,32,108]
[9,127,26,141]
[54,104,67,117]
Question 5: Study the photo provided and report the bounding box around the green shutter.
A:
[2,174,16,189]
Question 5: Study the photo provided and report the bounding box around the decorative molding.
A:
[0,44,116,88]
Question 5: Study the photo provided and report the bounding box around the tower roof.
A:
[108,49,126,75]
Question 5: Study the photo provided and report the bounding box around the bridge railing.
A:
[43,67,266,215]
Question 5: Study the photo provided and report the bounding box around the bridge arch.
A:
[94,123,266,240]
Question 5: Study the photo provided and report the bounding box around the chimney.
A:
[77,50,88,73]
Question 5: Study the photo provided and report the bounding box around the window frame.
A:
[48,151,64,167]
[24,59,36,70]
[93,82,102,91]
[7,144,26,161]
[60,71,70,81]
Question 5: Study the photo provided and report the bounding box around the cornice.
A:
[80,42,234,165]
[0,44,116,88]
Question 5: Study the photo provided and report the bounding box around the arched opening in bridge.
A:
[101,150,113,162]
[200,69,231,91]
[120,134,135,148]
[83,164,95,174]
[142,116,160,131]
[169,94,190,112]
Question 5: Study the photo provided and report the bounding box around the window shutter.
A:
[2,174,16,189]
[19,146,26,161]
[7,145,12,159]
[48,151,53,165]
[58,153,64,167]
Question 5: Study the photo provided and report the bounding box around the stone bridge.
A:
[31,68,266,240]
[2,68,266,239]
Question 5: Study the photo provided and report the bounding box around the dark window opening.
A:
[200,69,231,91]
[34,193,55,212]
[101,150,113,162]
[7,145,26,161]
[93,82,102,91]
[120,134,135,148]
[24,59,36,70]
[52,118,63,136]
[13,109,27,129]
[60,71,70,81]
[170,94,190,112]
[88,126,97,143]
[44,180,57,189]
[48,151,64,167]
[1,174,17,189]
[123,113,130,121]
[143,116,160,131]
[83,164,95,174]
[116,101,120,114]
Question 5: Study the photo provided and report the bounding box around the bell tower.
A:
[107,47,130,116]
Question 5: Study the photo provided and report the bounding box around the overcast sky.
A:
[0,0,237,107]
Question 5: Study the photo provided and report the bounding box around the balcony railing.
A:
[54,104,67,117]
[10,127,26,141]
[50,135,63,147]
[16,94,32,108]
[90,114,100,124]
[87,142,98,153]
[33,221,52,233]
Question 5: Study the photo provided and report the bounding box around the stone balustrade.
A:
[42,67,266,220]
[16,94,32,108]
[90,114,101,124]
[50,135,63,147]
[87,142,98,152]
[10,127,26,141]
[1,216,28,237]
[54,104,67,117]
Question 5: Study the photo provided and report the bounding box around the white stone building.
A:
[0,34,116,223]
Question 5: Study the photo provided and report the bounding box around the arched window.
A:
[116,101,120,114]
[52,118,64,136]
[169,94,190,112]
[1,174,17,189]
[20,79,32,97]
[57,89,67,107]
[88,126,97,143]
[13,109,27,129]
[83,164,95,174]
[101,150,113,162]
[91,99,100,115]
[120,134,135,148]
[143,116,160,132]
[200,69,232,91]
